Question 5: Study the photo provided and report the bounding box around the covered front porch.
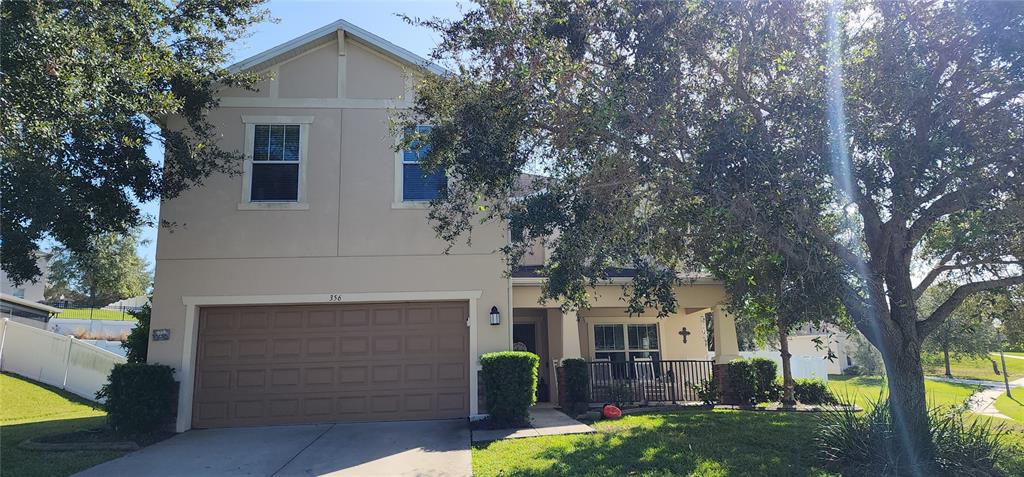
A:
[511,279,741,406]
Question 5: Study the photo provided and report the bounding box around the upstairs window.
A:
[402,125,447,201]
[251,124,300,202]
[240,115,312,209]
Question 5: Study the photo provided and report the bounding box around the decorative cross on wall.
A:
[679,327,691,344]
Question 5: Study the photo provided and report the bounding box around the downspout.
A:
[507,226,514,349]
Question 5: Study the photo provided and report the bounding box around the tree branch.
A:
[917,274,1024,337]
[907,182,994,245]
[914,257,1023,300]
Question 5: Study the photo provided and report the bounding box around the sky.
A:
[137,1,466,265]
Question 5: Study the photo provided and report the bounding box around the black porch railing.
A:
[586,359,715,404]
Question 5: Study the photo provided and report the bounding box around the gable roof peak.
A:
[228,18,445,75]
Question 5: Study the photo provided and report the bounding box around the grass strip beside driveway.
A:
[0,373,128,477]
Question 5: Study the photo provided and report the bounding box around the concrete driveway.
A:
[73,419,471,477]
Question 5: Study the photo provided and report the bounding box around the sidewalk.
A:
[927,375,1023,420]
[471,405,594,443]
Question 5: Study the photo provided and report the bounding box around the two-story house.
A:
[150,19,741,432]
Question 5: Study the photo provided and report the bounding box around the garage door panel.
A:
[193,301,469,428]
[240,311,272,329]
[307,310,337,327]
[372,308,402,326]
[371,336,402,354]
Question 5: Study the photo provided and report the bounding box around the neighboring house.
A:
[0,253,49,303]
[150,19,741,432]
[751,324,859,375]
[0,292,61,330]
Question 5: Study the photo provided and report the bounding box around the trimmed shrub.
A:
[750,357,781,402]
[480,351,539,425]
[96,363,177,435]
[561,358,589,414]
[842,365,866,376]
[122,303,151,363]
[793,378,837,405]
[726,359,758,405]
[818,400,1008,476]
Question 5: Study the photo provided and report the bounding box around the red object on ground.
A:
[602,405,622,420]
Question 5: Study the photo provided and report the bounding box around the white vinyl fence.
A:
[48,318,137,339]
[739,350,830,381]
[0,318,126,402]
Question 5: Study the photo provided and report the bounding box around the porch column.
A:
[561,309,582,359]
[712,305,740,364]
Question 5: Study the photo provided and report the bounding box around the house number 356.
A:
[328,294,344,302]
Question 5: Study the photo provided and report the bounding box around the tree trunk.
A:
[881,337,934,474]
[942,347,951,378]
[778,324,795,405]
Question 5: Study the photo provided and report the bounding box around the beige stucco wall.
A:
[150,32,513,427]
[278,43,339,99]
[518,239,546,267]
[578,308,711,361]
[513,283,728,363]
[345,39,406,99]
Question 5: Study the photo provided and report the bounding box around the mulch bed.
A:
[614,403,861,415]
[20,427,174,452]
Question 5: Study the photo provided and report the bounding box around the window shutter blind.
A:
[251,163,299,201]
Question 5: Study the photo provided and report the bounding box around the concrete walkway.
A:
[74,419,471,477]
[471,406,594,443]
[993,353,1024,360]
[927,375,1023,421]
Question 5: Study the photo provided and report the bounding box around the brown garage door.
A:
[192,301,469,428]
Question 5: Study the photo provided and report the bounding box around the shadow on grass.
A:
[1,416,128,477]
[828,375,885,387]
[474,410,831,477]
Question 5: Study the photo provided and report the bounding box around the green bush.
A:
[480,351,539,425]
[693,378,718,405]
[561,358,589,414]
[818,399,1008,476]
[793,378,836,405]
[607,382,631,407]
[96,363,177,435]
[726,359,758,405]
[122,302,151,363]
[842,365,866,376]
[749,357,781,402]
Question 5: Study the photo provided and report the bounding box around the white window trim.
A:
[592,323,662,359]
[391,124,440,209]
[239,115,314,210]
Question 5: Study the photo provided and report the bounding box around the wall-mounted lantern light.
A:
[489,306,501,325]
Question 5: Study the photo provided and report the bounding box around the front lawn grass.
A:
[0,373,127,477]
[827,374,1024,475]
[826,375,980,410]
[996,392,1024,423]
[473,410,835,477]
[921,353,1024,382]
[55,308,136,321]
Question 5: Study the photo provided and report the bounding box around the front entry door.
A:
[512,323,549,401]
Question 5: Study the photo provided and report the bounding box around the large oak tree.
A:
[1,0,268,283]
[400,0,1023,468]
